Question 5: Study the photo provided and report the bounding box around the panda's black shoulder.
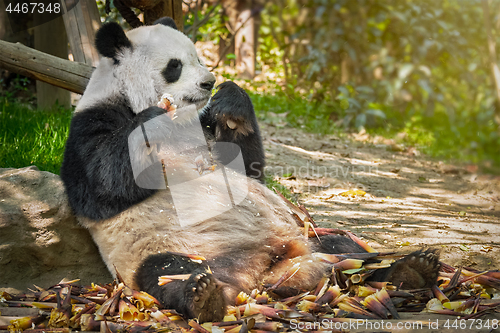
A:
[61,102,157,221]
[61,101,135,163]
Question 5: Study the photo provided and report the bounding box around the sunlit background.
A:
[1,0,500,173]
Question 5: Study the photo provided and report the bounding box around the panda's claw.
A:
[187,271,223,321]
[384,248,441,289]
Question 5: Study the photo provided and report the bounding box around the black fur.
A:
[315,235,440,288]
[61,104,169,220]
[95,22,132,60]
[154,17,178,30]
[135,252,225,322]
[61,85,265,220]
[162,59,183,83]
[200,82,265,181]
[313,234,367,253]
[63,20,440,323]
[134,235,440,320]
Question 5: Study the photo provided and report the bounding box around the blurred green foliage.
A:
[2,0,499,173]
[254,0,500,168]
[184,3,224,42]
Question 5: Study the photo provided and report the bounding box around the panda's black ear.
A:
[154,17,178,30]
[95,22,132,59]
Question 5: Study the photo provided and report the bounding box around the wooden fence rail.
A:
[0,39,93,95]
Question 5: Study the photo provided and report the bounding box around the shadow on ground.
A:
[261,124,500,271]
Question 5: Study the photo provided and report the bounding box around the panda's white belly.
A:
[79,176,302,288]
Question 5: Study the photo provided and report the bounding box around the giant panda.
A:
[60,18,440,323]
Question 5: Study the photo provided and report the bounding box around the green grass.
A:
[249,91,342,135]
[249,91,500,171]
[0,98,305,196]
[1,89,499,178]
[0,100,72,174]
[265,175,297,203]
[368,111,500,171]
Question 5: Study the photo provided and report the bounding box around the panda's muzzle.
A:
[183,95,210,104]
[199,79,216,92]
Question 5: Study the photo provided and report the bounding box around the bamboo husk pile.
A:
[1,200,500,332]
[1,249,500,333]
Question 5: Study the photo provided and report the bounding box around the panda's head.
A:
[77,18,215,114]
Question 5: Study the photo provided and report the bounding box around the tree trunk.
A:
[34,15,71,110]
[235,6,255,79]
[144,0,183,31]
[223,0,259,79]
[340,53,350,84]
[0,0,36,100]
[482,0,500,116]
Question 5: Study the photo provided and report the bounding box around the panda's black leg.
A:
[200,81,265,182]
[134,252,226,322]
[312,234,368,254]
[311,235,440,289]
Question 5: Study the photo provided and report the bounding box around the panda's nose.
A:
[199,80,215,91]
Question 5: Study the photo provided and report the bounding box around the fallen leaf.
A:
[481,246,493,253]
[459,244,470,251]
[339,189,366,197]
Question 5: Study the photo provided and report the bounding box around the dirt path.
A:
[261,123,500,271]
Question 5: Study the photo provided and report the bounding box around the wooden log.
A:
[0,40,93,95]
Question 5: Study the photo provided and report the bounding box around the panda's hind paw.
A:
[186,272,225,323]
[135,253,226,322]
[384,248,441,289]
[191,272,216,307]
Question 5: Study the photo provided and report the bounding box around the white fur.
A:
[75,23,328,302]
[77,24,215,114]
[78,177,323,294]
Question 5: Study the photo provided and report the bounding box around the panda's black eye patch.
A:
[162,59,183,83]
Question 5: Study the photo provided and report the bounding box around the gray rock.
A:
[0,166,111,291]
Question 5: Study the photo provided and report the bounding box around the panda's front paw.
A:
[199,81,265,182]
[187,272,225,322]
[205,81,257,137]
[129,106,176,156]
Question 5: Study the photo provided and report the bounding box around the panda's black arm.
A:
[61,105,167,221]
[200,81,265,182]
